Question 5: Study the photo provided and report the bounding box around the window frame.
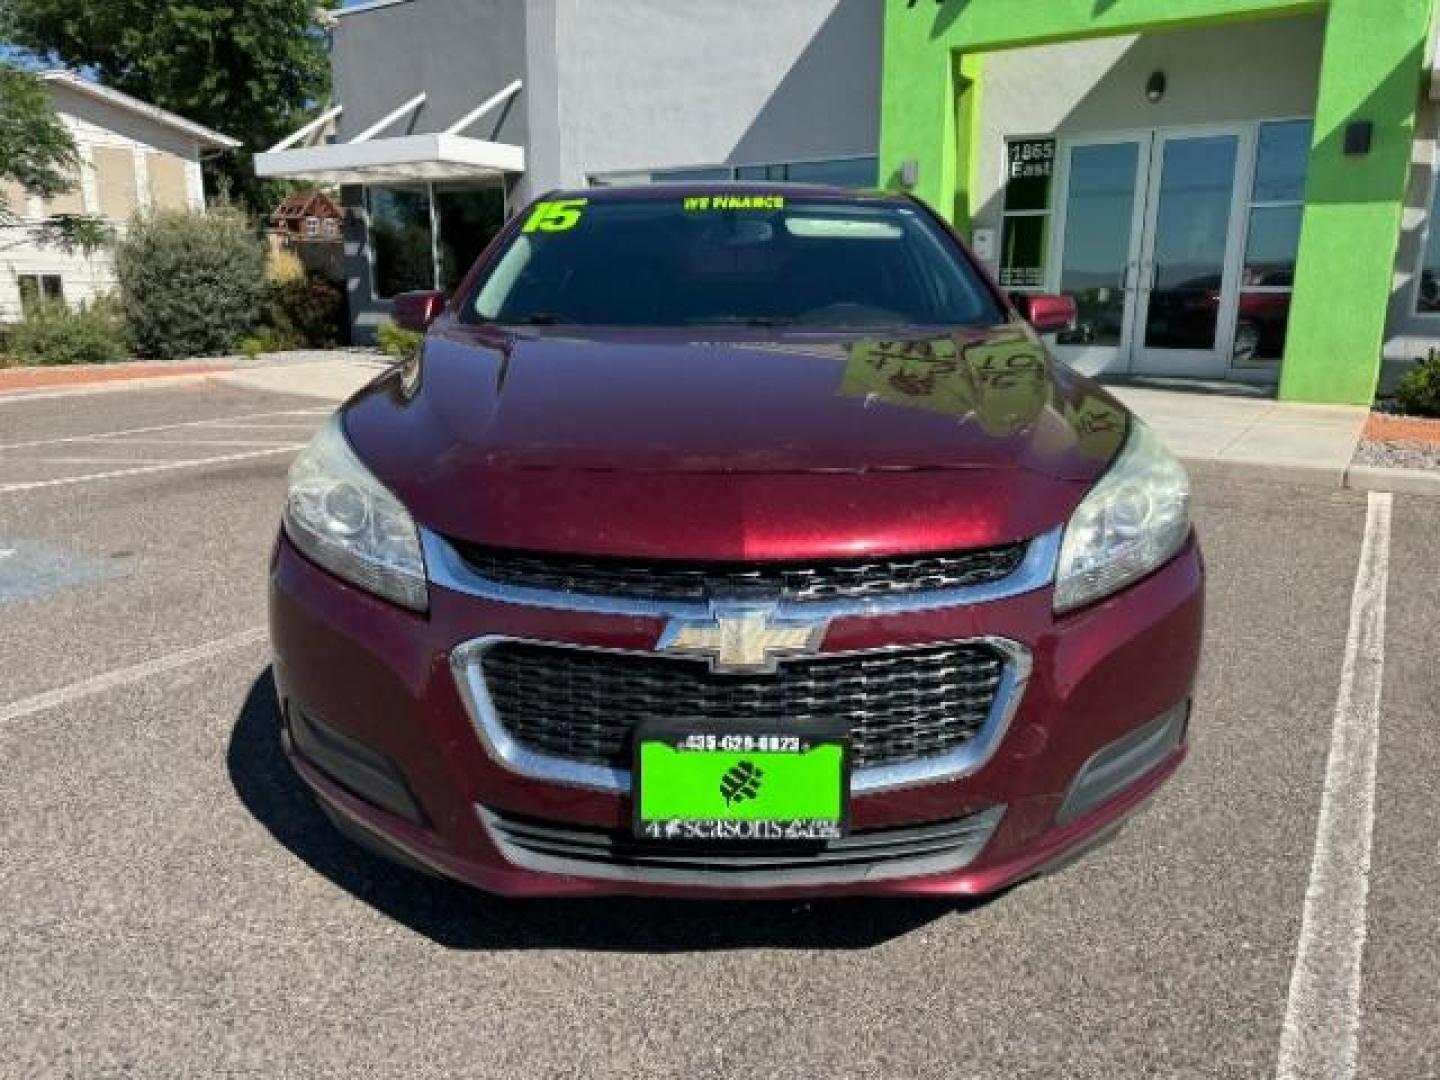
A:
[365,180,512,302]
[587,154,880,190]
[996,133,1058,294]
[1411,140,1440,318]
[1236,118,1313,297]
[17,273,64,312]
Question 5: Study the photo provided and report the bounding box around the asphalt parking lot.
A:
[1,379,1436,1079]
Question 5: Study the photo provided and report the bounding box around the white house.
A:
[0,71,240,323]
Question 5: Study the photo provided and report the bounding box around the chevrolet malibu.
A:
[270,185,1203,898]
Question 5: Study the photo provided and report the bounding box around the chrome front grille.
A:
[445,539,1028,604]
[477,641,1007,772]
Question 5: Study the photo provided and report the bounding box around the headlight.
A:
[1054,420,1190,613]
[284,415,427,611]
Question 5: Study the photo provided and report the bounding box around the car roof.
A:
[552,182,909,206]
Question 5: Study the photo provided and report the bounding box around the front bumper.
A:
[269,532,1204,898]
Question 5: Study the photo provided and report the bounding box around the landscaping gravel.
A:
[1354,439,1440,470]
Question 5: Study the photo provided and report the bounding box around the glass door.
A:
[1050,137,1148,377]
[1131,130,1249,377]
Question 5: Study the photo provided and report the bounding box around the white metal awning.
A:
[254,133,524,184]
[254,81,524,185]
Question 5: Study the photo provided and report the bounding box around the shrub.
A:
[267,247,306,284]
[115,208,266,360]
[7,299,131,366]
[376,321,423,362]
[1395,349,1440,418]
[263,275,347,350]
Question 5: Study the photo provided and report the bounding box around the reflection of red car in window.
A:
[1144,273,1292,361]
[1235,291,1292,362]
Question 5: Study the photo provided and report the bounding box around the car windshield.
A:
[465,192,1005,329]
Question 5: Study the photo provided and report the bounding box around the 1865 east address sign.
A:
[1008,139,1055,181]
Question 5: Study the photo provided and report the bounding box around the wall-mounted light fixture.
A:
[1146,71,1167,104]
[1344,121,1374,156]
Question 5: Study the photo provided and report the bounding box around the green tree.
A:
[4,0,338,214]
[0,60,110,252]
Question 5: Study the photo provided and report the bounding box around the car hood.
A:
[344,322,1129,560]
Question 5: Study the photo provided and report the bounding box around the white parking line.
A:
[12,456,185,466]
[74,437,308,448]
[1275,491,1392,1080]
[0,409,327,452]
[0,628,268,727]
[201,421,327,430]
[0,445,304,495]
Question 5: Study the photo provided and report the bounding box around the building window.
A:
[998,138,1056,292]
[650,166,734,184]
[366,182,508,300]
[435,185,506,292]
[18,274,64,312]
[736,157,879,187]
[303,216,320,238]
[1236,119,1312,365]
[322,218,340,239]
[1417,157,1440,315]
[368,185,435,299]
[591,157,879,190]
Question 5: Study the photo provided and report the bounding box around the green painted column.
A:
[1279,0,1433,404]
[878,14,959,220]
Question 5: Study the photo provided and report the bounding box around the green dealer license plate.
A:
[633,720,850,842]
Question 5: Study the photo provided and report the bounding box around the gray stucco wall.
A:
[330,0,528,145]
[331,0,527,341]
[329,0,882,340]
[548,0,881,186]
[971,13,1327,268]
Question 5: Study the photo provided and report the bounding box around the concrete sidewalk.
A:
[1108,385,1368,487]
[215,353,388,401]
[0,352,389,406]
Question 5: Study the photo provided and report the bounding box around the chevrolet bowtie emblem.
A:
[657,604,829,673]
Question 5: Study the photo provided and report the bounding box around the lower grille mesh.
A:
[481,804,1007,887]
[479,641,1007,771]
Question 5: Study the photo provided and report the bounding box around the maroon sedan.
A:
[270,185,1202,898]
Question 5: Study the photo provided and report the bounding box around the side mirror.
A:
[391,289,447,332]
[1012,293,1078,335]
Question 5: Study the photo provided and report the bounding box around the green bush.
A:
[376,321,423,363]
[263,275,347,349]
[7,299,132,366]
[115,208,266,360]
[1395,349,1440,418]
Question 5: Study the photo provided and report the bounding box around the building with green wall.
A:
[880,0,1439,404]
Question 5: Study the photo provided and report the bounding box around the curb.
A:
[1179,455,1348,489]
[0,371,229,404]
[1181,455,1440,498]
[1344,463,1440,498]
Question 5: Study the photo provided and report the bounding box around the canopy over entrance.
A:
[254,81,525,185]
